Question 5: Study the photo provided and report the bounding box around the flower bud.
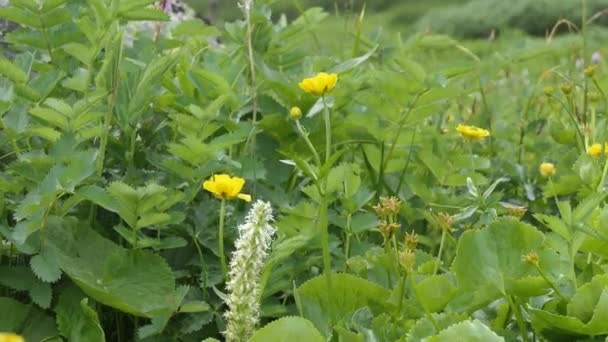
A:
[584,65,597,78]
[592,51,601,64]
[290,106,302,120]
[543,86,554,96]
[405,231,418,250]
[399,249,416,273]
[522,251,540,266]
[539,162,556,177]
[560,83,573,95]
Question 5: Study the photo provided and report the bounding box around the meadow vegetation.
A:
[1,0,608,341]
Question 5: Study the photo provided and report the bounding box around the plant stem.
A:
[598,157,608,192]
[318,196,335,324]
[344,213,352,261]
[433,229,447,275]
[397,274,407,314]
[219,198,228,282]
[534,264,568,302]
[548,178,565,219]
[192,234,207,299]
[507,295,529,342]
[322,96,332,163]
[131,228,137,249]
[295,120,322,166]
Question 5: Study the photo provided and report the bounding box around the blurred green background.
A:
[186,0,608,39]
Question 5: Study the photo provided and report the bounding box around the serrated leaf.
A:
[44,217,179,318]
[248,317,324,342]
[30,253,62,283]
[426,319,504,342]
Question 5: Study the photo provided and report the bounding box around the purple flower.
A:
[592,52,601,64]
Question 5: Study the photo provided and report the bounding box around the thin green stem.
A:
[344,213,352,261]
[384,240,393,287]
[548,178,565,219]
[507,295,529,342]
[598,158,608,192]
[322,96,332,163]
[534,264,568,302]
[131,227,137,249]
[318,196,335,324]
[39,195,60,252]
[396,274,407,314]
[192,234,207,299]
[219,199,228,282]
[295,120,322,166]
[381,92,423,172]
[433,229,447,275]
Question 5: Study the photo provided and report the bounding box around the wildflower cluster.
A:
[373,196,403,242]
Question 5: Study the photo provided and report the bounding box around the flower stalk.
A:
[224,201,275,342]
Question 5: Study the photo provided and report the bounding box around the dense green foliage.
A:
[1,0,608,341]
[417,0,608,38]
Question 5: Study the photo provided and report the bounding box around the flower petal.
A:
[237,193,252,202]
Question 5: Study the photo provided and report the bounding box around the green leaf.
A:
[0,7,41,28]
[0,266,52,308]
[178,301,211,313]
[62,43,94,66]
[136,213,171,229]
[415,274,457,313]
[531,275,608,337]
[30,252,62,283]
[297,273,390,337]
[331,46,378,74]
[76,185,121,213]
[0,297,58,341]
[452,217,546,300]
[426,320,504,342]
[119,8,169,21]
[248,317,324,342]
[534,214,571,240]
[44,217,179,318]
[573,192,608,223]
[0,55,29,83]
[55,286,105,342]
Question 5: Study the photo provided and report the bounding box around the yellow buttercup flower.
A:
[203,174,251,202]
[587,143,608,158]
[539,162,556,177]
[0,333,25,342]
[298,72,338,96]
[456,124,490,140]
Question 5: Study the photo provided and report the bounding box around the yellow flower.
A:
[203,174,251,202]
[539,162,556,177]
[0,333,25,342]
[290,106,302,120]
[298,72,338,96]
[587,143,608,158]
[456,124,490,140]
